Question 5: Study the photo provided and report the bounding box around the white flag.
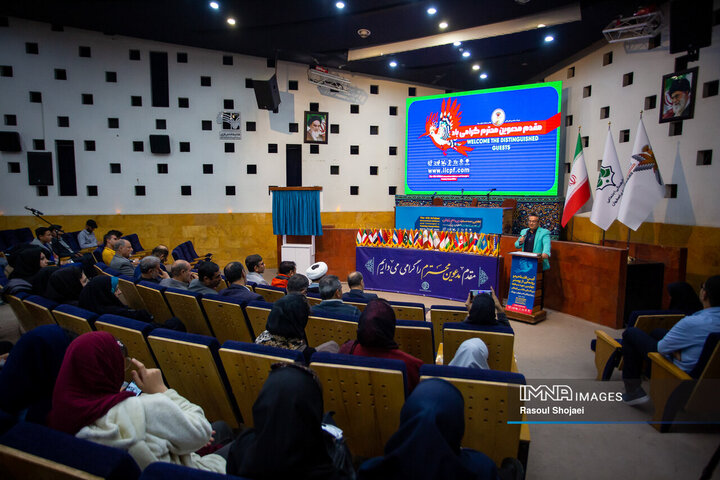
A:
[590,127,625,230]
[617,118,664,231]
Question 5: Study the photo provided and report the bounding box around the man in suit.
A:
[109,239,137,276]
[159,260,195,290]
[137,255,169,284]
[514,212,551,271]
[312,275,361,319]
[189,260,223,295]
[342,271,378,302]
[218,261,263,303]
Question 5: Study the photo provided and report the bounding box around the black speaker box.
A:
[149,134,171,154]
[670,0,713,54]
[27,152,53,185]
[253,74,281,110]
[0,131,22,152]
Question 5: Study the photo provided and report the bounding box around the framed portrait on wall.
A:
[304,111,328,144]
[659,67,698,123]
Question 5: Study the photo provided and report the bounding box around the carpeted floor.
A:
[1,285,718,480]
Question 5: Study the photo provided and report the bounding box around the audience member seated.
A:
[255,294,316,363]
[79,276,153,323]
[667,281,704,316]
[151,245,170,266]
[189,260,223,295]
[49,224,80,259]
[30,226,57,264]
[342,271,378,302]
[0,325,76,424]
[245,254,268,286]
[358,378,502,480]
[137,256,169,284]
[30,265,59,295]
[622,275,720,405]
[339,298,423,391]
[464,287,510,327]
[218,262,263,303]
[271,261,296,289]
[306,261,328,293]
[312,275,361,319]
[160,260,195,290]
[448,338,490,370]
[287,273,310,296]
[133,246,170,282]
[77,219,99,249]
[47,331,226,472]
[97,230,123,265]
[4,245,48,295]
[45,266,87,305]
[109,239,137,276]
[227,363,351,479]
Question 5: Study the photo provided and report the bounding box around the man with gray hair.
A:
[159,260,195,290]
[342,271,378,302]
[109,238,137,276]
[311,275,361,319]
[138,255,169,284]
[286,274,310,296]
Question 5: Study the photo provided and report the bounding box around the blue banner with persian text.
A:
[506,253,539,315]
[356,246,499,302]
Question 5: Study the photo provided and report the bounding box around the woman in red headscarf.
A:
[339,298,424,391]
[48,331,225,472]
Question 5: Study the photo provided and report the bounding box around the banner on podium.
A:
[506,253,539,315]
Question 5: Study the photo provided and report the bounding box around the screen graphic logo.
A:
[419,98,474,156]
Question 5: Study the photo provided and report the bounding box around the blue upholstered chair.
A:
[202,294,254,344]
[429,304,467,350]
[135,281,173,322]
[395,319,435,364]
[254,284,286,303]
[245,300,274,338]
[163,287,213,336]
[94,314,158,381]
[22,295,59,330]
[442,321,515,371]
[52,304,98,335]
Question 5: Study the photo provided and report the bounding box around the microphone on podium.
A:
[486,188,496,202]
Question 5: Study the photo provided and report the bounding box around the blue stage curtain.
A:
[272,190,323,235]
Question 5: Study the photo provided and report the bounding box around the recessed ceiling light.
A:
[472,64,480,70]
[439,21,448,29]
[480,73,488,79]
[336,1,345,9]
[209,1,219,9]
[462,51,470,58]
[389,61,398,68]
[544,35,554,42]
[537,23,546,28]
[427,7,437,15]
[357,28,371,38]
[227,17,236,25]
[453,41,462,46]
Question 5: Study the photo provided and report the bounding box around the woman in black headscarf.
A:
[464,287,509,327]
[45,266,87,305]
[667,282,703,315]
[255,294,315,363]
[31,265,59,296]
[358,378,498,480]
[79,275,154,323]
[227,364,350,480]
[4,245,49,295]
[339,299,423,391]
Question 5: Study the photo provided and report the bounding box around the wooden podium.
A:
[504,251,546,324]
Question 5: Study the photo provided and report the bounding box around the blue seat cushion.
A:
[53,304,98,324]
[140,461,247,479]
[138,281,167,292]
[96,314,155,336]
[247,300,273,309]
[442,321,514,335]
[390,300,426,313]
[420,364,526,385]
[257,284,286,293]
[24,295,59,310]
[310,351,408,393]
[309,310,358,322]
[431,304,467,312]
[221,340,305,362]
[165,287,203,300]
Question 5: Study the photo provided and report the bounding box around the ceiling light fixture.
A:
[462,51,470,57]
[544,35,554,42]
[537,23,546,28]
[480,73,488,79]
[209,1,219,9]
[357,28,371,38]
[472,64,480,70]
[336,1,345,9]
[389,61,398,67]
[427,7,437,15]
[227,17,236,25]
[439,21,448,29]
[453,41,461,46]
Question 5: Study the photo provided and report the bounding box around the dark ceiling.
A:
[2,0,650,91]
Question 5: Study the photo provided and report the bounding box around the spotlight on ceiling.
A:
[439,21,448,29]
[453,41,462,46]
[336,1,345,9]
[480,73,488,79]
[357,28,371,38]
[227,17,236,26]
[209,1,219,9]
[389,61,398,68]
[537,23,546,28]
[462,51,470,57]
[472,64,480,70]
[427,7,437,15]
[544,35,554,42]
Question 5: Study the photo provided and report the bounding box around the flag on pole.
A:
[561,132,591,227]
[590,126,625,230]
[617,117,664,231]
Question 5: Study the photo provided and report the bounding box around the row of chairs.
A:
[0,228,33,254]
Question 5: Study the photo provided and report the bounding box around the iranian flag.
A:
[561,132,591,227]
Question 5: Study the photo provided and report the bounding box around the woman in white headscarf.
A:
[448,338,489,370]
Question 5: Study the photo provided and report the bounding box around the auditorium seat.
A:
[117,276,148,311]
[443,322,515,371]
[342,297,369,312]
[0,420,141,480]
[171,241,212,265]
[305,291,322,306]
[395,319,435,364]
[94,314,158,382]
[121,233,147,257]
[218,341,304,428]
[52,304,98,335]
[254,284,286,303]
[135,281,173,322]
[648,332,720,432]
[202,294,255,344]
[419,364,527,467]
[305,314,358,347]
[147,329,241,428]
[389,300,426,321]
[5,293,34,332]
[22,295,58,330]
[309,352,407,458]
[244,300,273,338]
[163,288,214,336]
[430,304,467,350]
[139,461,249,479]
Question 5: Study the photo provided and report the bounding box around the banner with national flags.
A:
[561,131,591,227]
[590,126,624,230]
[617,117,664,231]
[355,228,500,257]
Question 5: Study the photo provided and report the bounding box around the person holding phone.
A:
[515,212,551,271]
[464,287,509,327]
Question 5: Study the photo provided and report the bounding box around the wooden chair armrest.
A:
[435,343,444,365]
[648,352,692,380]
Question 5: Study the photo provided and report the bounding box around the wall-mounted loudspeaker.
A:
[149,134,171,154]
[669,0,712,54]
[27,152,54,185]
[0,131,22,152]
[253,74,281,111]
